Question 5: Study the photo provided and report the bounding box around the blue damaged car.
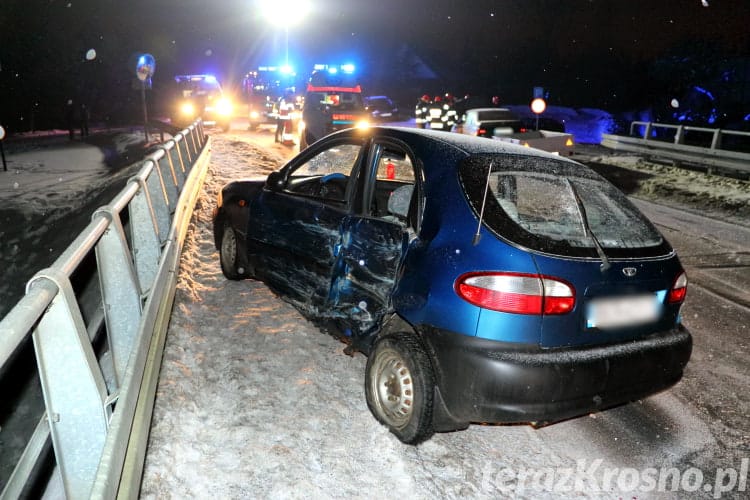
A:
[212,126,692,444]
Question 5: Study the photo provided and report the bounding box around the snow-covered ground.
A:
[580,146,750,228]
[0,130,151,319]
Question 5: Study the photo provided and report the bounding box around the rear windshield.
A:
[176,78,221,97]
[307,91,364,111]
[458,155,672,258]
[477,110,518,121]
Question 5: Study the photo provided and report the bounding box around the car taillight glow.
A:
[667,271,688,304]
[455,272,575,315]
[477,128,486,136]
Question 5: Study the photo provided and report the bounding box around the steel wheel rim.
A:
[221,227,237,270]
[371,347,414,427]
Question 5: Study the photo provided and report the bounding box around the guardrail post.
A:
[128,178,162,295]
[159,144,185,191]
[674,125,685,145]
[94,206,143,385]
[643,122,652,140]
[711,129,722,150]
[143,160,172,244]
[30,270,110,499]
[179,133,193,164]
[154,154,179,214]
[158,145,184,204]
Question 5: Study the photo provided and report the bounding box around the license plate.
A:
[586,294,661,329]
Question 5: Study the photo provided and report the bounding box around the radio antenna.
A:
[472,161,493,246]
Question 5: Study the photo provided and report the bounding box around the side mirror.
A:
[266,171,284,191]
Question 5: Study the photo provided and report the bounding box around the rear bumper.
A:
[421,325,692,430]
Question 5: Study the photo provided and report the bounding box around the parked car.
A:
[455,107,525,137]
[364,95,399,121]
[212,126,692,444]
[171,74,233,131]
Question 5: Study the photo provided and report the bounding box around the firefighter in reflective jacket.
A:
[415,94,431,129]
[426,95,444,129]
[442,93,458,130]
[275,90,296,144]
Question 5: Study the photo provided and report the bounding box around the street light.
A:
[258,0,310,66]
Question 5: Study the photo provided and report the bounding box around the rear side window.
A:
[459,155,672,258]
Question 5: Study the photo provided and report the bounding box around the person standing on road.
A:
[65,99,76,140]
[277,90,295,145]
[274,96,284,143]
[79,103,90,138]
[415,94,431,129]
[442,93,458,130]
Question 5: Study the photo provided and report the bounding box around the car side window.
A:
[370,144,419,229]
[285,142,363,204]
[375,151,415,182]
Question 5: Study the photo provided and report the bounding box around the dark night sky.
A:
[0,0,748,131]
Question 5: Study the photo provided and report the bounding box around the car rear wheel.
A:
[365,333,435,444]
[219,223,248,280]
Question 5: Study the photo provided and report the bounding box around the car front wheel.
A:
[219,223,248,280]
[365,333,435,444]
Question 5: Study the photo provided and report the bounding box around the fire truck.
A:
[241,66,300,129]
[300,64,369,149]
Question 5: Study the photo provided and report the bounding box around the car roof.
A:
[359,126,565,159]
[467,107,513,113]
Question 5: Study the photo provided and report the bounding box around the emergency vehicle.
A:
[300,64,369,149]
[172,74,233,131]
[241,66,300,129]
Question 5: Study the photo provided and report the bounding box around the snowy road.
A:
[139,129,749,499]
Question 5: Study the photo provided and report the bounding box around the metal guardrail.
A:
[0,120,212,499]
[601,121,750,176]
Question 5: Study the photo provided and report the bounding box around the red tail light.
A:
[667,271,688,304]
[455,272,575,315]
[477,128,487,136]
[519,127,528,133]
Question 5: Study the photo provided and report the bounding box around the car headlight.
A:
[216,98,233,116]
[180,102,195,116]
[356,120,370,129]
[249,110,260,119]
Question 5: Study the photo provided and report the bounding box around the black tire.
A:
[219,223,248,280]
[365,333,435,444]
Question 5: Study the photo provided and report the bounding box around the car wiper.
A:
[567,180,611,272]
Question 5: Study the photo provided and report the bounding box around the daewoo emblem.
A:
[622,267,637,277]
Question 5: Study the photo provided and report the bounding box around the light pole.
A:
[259,0,310,67]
